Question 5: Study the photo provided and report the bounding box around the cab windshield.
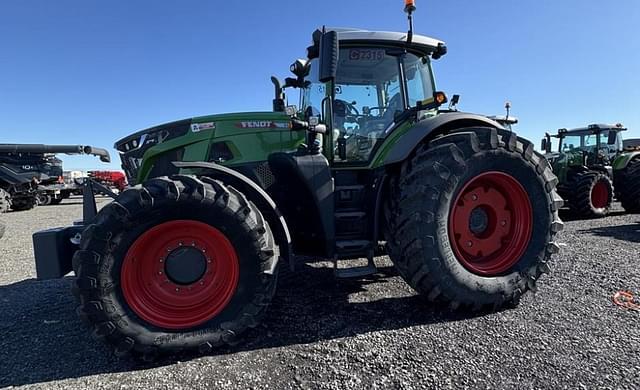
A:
[560,132,609,153]
[301,47,435,162]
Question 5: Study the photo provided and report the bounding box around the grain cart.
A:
[32,1,562,360]
[0,144,110,210]
[541,123,640,217]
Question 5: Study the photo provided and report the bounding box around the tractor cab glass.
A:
[560,131,621,154]
[301,47,435,162]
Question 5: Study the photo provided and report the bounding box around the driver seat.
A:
[382,93,403,124]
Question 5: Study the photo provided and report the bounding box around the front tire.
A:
[385,128,563,310]
[73,175,279,359]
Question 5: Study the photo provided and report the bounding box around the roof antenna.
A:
[404,0,416,45]
[505,101,511,121]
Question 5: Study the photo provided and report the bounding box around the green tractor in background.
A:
[541,123,640,218]
[33,2,563,360]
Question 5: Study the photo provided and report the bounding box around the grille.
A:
[254,162,275,189]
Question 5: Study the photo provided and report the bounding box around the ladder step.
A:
[333,250,377,279]
[334,211,367,219]
[334,263,378,278]
[335,240,372,254]
[335,185,366,210]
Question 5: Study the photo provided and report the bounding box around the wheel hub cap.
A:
[164,247,207,285]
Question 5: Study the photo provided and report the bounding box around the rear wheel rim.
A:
[121,220,239,330]
[591,180,609,209]
[449,171,533,276]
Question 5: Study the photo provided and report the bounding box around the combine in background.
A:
[0,144,110,211]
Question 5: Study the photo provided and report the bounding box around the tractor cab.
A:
[542,124,626,167]
[297,29,446,164]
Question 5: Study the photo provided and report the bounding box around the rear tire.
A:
[73,175,279,360]
[617,158,640,213]
[565,171,613,218]
[385,128,563,310]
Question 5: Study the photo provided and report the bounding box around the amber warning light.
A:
[404,0,416,13]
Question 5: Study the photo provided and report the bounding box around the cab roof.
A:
[558,123,627,136]
[323,28,446,57]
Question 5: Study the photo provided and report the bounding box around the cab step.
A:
[333,240,377,278]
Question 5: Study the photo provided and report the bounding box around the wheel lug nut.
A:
[471,194,478,201]
[175,288,180,292]
[158,271,163,275]
[500,220,507,226]
[466,241,473,247]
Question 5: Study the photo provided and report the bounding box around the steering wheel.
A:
[334,99,360,117]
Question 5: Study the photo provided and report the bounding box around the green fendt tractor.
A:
[33,2,563,359]
[541,123,640,218]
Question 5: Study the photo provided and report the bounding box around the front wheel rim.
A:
[449,171,534,276]
[121,220,239,330]
[591,180,609,209]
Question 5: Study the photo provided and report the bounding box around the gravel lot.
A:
[0,197,639,389]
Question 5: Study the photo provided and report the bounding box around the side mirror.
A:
[607,131,617,145]
[319,30,339,83]
[290,59,310,79]
[541,138,548,153]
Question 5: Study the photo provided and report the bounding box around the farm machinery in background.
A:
[541,123,640,218]
[0,144,111,211]
[87,170,128,193]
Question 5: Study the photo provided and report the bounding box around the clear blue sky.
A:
[1,0,638,170]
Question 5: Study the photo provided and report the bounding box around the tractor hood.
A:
[115,111,297,184]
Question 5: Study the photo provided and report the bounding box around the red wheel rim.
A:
[591,181,609,209]
[448,171,533,276]
[121,220,239,330]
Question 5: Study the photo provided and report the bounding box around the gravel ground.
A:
[0,198,639,389]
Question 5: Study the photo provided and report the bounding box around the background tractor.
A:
[33,1,563,360]
[541,123,640,217]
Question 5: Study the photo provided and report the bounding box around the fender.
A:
[383,112,504,165]
[173,161,293,269]
[613,151,640,171]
